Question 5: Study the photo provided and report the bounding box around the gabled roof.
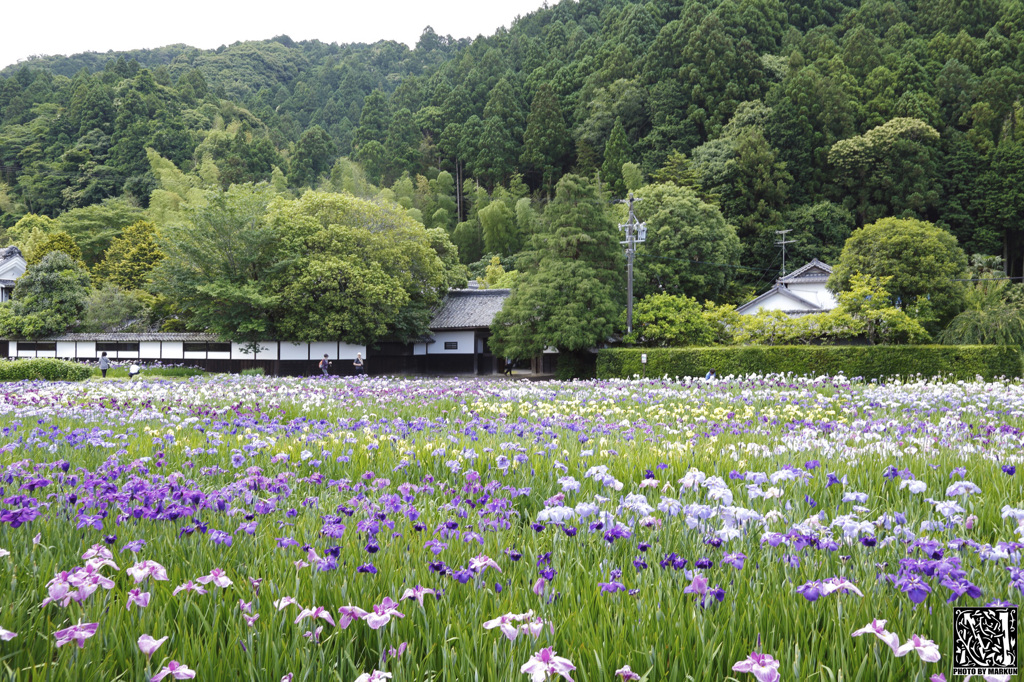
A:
[735,284,824,314]
[0,246,23,262]
[778,258,833,284]
[429,289,511,330]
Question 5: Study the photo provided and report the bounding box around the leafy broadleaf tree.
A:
[625,293,714,347]
[266,191,454,344]
[828,117,941,226]
[151,183,284,343]
[0,251,91,338]
[828,217,967,332]
[632,182,741,302]
[490,175,623,374]
[80,284,151,333]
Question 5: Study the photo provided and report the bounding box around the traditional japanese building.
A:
[736,259,838,317]
[0,246,26,304]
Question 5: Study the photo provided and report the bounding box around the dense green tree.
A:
[479,200,519,256]
[520,84,571,197]
[267,191,454,343]
[151,184,283,342]
[289,125,336,187]
[490,175,622,370]
[92,220,164,290]
[828,117,941,225]
[383,108,422,183]
[632,182,742,302]
[0,251,91,338]
[52,198,143,265]
[352,89,391,150]
[26,231,83,267]
[626,293,714,347]
[601,118,632,198]
[828,217,968,331]
[80,284,151,333]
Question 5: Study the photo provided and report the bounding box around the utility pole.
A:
[618,192,647,334]
[775,229,795,276]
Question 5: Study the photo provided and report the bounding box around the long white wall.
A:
[10,340,367,361]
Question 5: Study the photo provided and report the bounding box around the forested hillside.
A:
[1,0,1023,339]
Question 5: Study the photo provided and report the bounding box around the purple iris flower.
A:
[898,574,932,604]
[1003,465,1016,476]
[796,581,823,602]
[941,577,982,603]
[599,581,627,593]
[357,563,377,574]
[695,558,714,569]
[723,553,746,570]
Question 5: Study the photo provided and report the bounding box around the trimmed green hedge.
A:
[0,358,93,382]
[597,345,1023,381]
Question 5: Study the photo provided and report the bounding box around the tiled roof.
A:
[0,246,23,262]
[778,258,833,284]
[37,332,222,342]
[429,289,511,330]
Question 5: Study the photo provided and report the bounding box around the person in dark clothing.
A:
[503,358,514,376]
[319,354,331,376]
[353,353,365,375]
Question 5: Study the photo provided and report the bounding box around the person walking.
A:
[319,354,331,376]
[99,352,110,378]
[353,353,365,375]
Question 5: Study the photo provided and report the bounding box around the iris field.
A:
[0,374,1021,682]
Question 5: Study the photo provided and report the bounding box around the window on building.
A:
[444,341,459,350]
[18,342,57,352]
[184,342,232,353]
[97,342,140,352]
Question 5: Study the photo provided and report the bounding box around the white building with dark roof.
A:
[736,259,837,317]
[0,246,26,303]
[413,288,511,374]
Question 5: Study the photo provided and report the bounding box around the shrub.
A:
[597,345,1022,381]
[0,358,93,382]
[240,368,266,376]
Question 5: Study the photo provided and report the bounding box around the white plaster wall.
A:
[56,342,76,358]
[139,342,161,359]
[338,343,365,360]
[280,342,309,361]
[414,331,475,356]
[162,343,184,360]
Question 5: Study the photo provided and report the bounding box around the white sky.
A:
[1,0,553,71]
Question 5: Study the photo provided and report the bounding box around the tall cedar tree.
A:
[490,175,623,367]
